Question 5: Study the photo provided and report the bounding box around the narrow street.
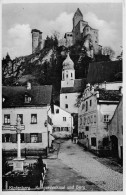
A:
[44,139,123,191]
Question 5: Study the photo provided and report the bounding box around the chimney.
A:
[27,82,31,90]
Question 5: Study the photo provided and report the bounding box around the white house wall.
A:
[94,82,122,90]
[78,89,119,153]
[109,99,123,159]
[97,104,118,139]
[51,105,73,132]
[2,107,48,150]
[60,93,79,113]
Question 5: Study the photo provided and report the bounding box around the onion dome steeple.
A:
[63,52,74,70]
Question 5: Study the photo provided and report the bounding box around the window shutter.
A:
[2,134,5,142]
[38,133,42,143]
[11,134,17,143]
[25,133,30,143]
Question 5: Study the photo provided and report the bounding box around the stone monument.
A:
[13,116,25,171]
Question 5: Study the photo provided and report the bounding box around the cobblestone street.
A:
[44,139,123,191]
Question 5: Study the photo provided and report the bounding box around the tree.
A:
[117,46,123,60]
[102,46,115,59]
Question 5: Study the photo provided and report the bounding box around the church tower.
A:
[61,52,75,88]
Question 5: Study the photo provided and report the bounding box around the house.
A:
[108,97,123,163]
[78,84,121,156]
[49,105,73,134]
[2,83,54,153]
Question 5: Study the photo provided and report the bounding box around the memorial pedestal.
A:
[13,158,25,171]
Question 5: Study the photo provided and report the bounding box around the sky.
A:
[2,2,123,59]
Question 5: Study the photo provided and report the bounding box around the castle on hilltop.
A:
[31,8,102,57]
[64,8,102,56]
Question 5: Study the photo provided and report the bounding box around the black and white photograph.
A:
[1,0,123,192]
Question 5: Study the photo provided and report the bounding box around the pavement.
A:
[57,139,123,191]
[43,158,102,191]
[6,139,123,191]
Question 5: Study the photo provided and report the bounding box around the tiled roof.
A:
[87,60,122,84]
[60,79,86,93]
[97,88,121,101]
[2,85,52,108]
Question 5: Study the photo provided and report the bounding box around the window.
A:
[71,73,73,77]
[94,115,96,123]
[87,116,90,124]
[63,73,64,80]
[86,101,88,111]
[4,134,11,142]
[83,117,86,125]
[30,133,38,143]
[104,115,109,123]
[80,117,82,125]
[82,103,85,110]
[90,100,92,107]
[91,115,93,124]
[65,96,67,99]
[56,109,59,114]
[66,74,68,78]
[25,95,31,103]
[21,133,24,143]
[65,104,68,109]
[85,126,89,131]
[17,114,23,124]
[82,132,84,139]
[31,114,37,124]
[63,117,66,121]
[4,114,10,125]
[91,137,96,146]
[61,127,68,131]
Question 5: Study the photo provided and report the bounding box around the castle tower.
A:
[72,8,83,44]
[73,8,83,29]
[31,29,42,53]
[61,52,75,88]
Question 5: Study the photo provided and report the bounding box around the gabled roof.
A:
[2,85,52,108]
[96,88,121,101]
[87,60,122,84]
[60,79,86,93]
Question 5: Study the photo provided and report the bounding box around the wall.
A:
[94,82,122,90]
[78,86,119,154]
[97,104,118,148]
[51,105,73,132]
[109,98,123,159]
[32,31,39,53]
[2,106,49,150]
[60,92,79,114]
[78,93,97,150]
